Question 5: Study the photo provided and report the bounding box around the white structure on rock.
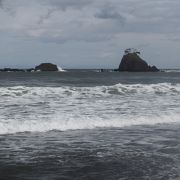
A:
[124,48,140,55]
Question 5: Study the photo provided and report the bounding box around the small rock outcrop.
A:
[0,68,34,72]
[118,49,159,72]
[35,63,58,71]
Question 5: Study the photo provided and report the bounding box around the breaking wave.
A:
[0,83,180,97]
[0,83,180,134]
[0,113,179,135]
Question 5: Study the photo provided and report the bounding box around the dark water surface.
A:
[0,71,180,179]
[1,125,180,180]
[0,71,180,87]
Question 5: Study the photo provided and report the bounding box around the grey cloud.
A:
[1,0,180,68]
[1,0,180,44]
[39,32,113,44]
[94,5,126,25]
[45,0,93,11]
[37,8,55,25]
[0,0,4,9]
[0,0,16,16]
[37,0,93,25]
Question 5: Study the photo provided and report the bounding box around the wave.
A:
[0,83,180,98]
[0,83,180,134]
[163,69,180,73]
[0,113,179,135]
[57,66,66,72]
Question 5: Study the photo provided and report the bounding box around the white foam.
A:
[0,83,180,98]
[0,113,179,134]
[58,66,66,72]
[163,69,180,73]
[0,83,180,134]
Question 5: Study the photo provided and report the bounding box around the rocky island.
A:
[118,48,159,72]
[35,63,58,71]
[0,50,159,72]
[0,63,59,72]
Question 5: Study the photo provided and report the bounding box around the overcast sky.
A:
[0,0,180,69]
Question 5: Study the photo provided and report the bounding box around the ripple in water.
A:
[0,125,180,179]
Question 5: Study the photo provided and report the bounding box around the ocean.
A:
[0,70,180,180]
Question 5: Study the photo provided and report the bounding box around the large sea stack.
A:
[35,63,58,71]
[118,49,159,72]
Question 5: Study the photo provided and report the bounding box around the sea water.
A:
[0,71,180,179]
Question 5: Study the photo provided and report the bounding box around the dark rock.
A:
[35,63,58,71]
[0,68,26,72]
[150,65,159,72]
[118,51,159,72]
[0,68,36,72]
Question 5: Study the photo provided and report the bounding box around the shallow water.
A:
[1,125,180,180]
[0,71,180,179]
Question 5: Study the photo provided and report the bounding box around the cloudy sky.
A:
[0,0,180,69]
